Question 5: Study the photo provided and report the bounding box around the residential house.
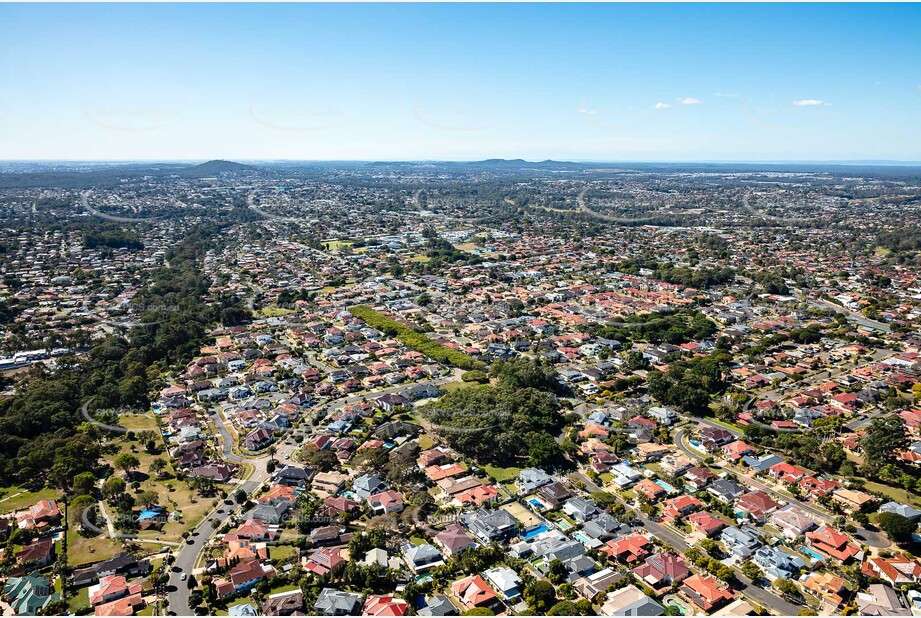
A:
[680,573,734,613]
[363,595,408,617]
[451,575,498,612]
[736,491,782,521]
[856,584,911,616]
[752,545,806,580]
[600,584,664,616]
[262,589,305,616]
[434,524,477,558]
[720,526,761,559]
[634,552,691,589]
[770,506,819,540]
[315,588,363,616]
[806,526,861,563]
[483,566,522,602]
[402,543,445,573]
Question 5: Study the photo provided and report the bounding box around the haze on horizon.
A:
[1,3,920,162]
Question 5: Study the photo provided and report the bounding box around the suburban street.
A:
[165,374,456,614]
[571,470,804,615]
[675,425,889,548]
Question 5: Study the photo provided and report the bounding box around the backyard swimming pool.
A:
[522,523,549,539]
[665,599,689,615]
[655,479,678,493]
[802,547,825,562]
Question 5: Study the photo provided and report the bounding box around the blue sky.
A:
[1,3,919,161]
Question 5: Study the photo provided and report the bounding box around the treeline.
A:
[0,224,228,488]
[348,305,484,370]
[421,358,565,466]
[876,228,921,254]
[82,226,143,250]
[647,348,732,415]
[617,258,735,290]
[595,310,717,346]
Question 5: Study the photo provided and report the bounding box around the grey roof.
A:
[708,478,746,500]
[418,595,458,616]
[403,543,443,567]
[619,596,666,616]
[315,588,362,615]
[228,603,258,616]
[879,501,921,522]
[742,454,784,472]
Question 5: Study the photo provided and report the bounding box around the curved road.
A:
[572,470,803,615]
[675,426,889,548]
[166,374,459,614]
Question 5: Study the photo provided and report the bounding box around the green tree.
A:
[861,416,909,473]
[526,580,558,614]
[528,432,565,468]
[548,601,578,616]
[73,472,97,496]
[114,453,140,478]
[877,512,916,543]
[102,476,126,501]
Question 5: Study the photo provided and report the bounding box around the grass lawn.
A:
[255,307,296,318]
[268,582,300,595]
[67,586,90,613]
[136,605,155,616]
[102,416,219,543]
[599,473,615,484]
[702,415,744,434]
[324,240,355,250]
[863,480,921,509]
[271,544,300,561]
[119,413,160,433]
[484,465,521,483]
[0,486,59,514]
[67,528,123,567]
[418,434,436,450]
[409,255,431,263]
[409,535,428,546]
[439,381,474,394]
[279,528,302,542]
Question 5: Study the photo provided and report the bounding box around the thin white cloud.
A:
[654,102,671,109]
[715,92,739,98]
[677,97,701,105]
[792,99,830,106]
[577,107,598,115]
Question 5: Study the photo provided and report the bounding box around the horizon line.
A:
[4,158,921,167]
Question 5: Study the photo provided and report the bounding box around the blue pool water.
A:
[573,531,592,545]
[528,498,545,510]
[689,439,701,448]
[666,600,689,615]
[522,523,549,539]
[655,479,677,493]
[802,547,825,562]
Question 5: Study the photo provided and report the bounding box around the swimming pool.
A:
[802,547,825,562]
[665,599,689,615]
[573,531,592,545]
[522,523,549,539]
[528,498,545,510]
[655,479,678,493]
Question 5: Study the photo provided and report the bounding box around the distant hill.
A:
[0,159,258,189]
[175,160,255,177]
